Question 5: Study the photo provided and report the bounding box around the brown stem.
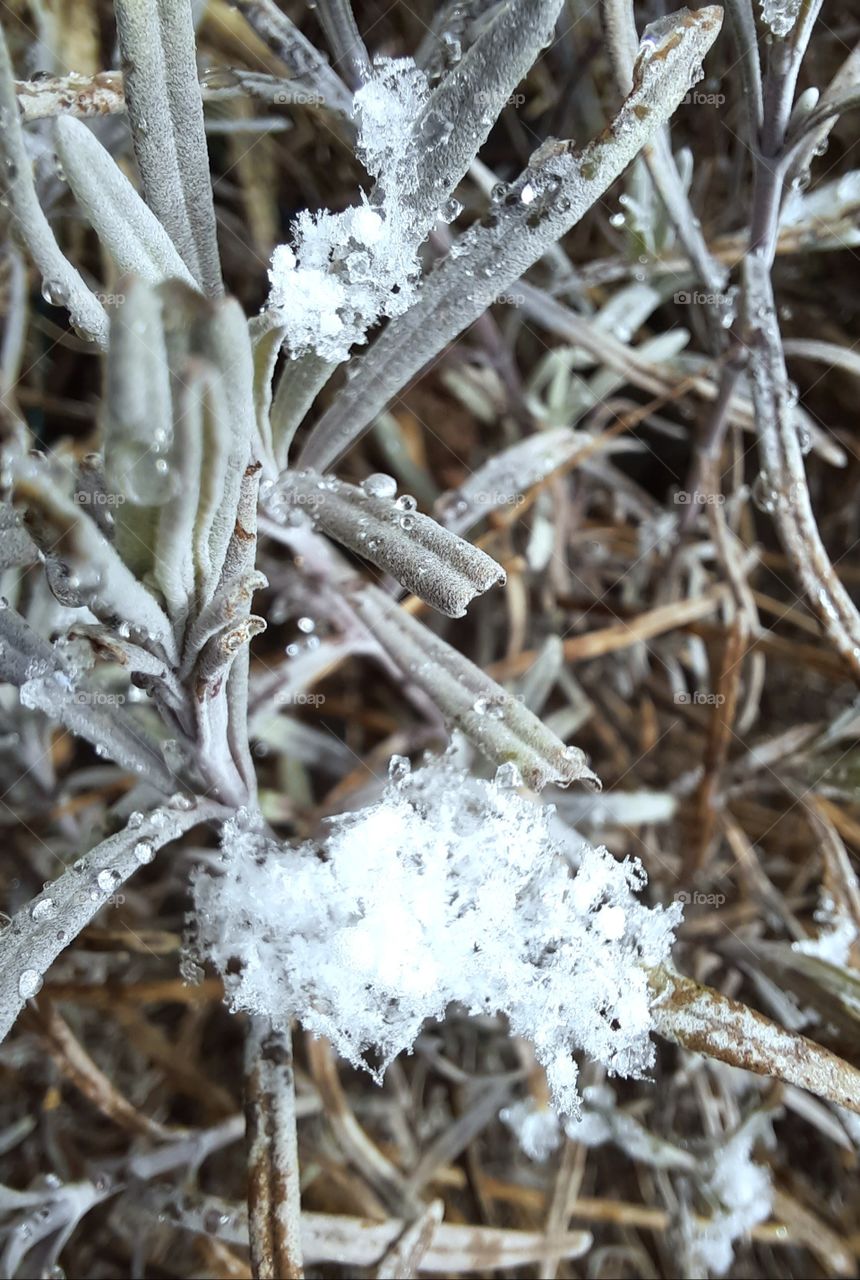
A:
[244,1018,304,1280]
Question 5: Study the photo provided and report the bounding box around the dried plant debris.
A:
[1,1,860,1278]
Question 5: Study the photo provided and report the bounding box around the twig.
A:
[244,1017,304,1280]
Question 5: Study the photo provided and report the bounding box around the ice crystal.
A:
[793,891,859,965]
[266,58,431,362]
[760,0,803,39]
[192,757,680,1115]
[500,1098,563,1162]
[683,1113,775,1276]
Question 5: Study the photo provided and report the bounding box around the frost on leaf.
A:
[266,58,430,362]
[192,756,680,1116]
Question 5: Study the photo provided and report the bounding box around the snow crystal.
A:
[353,57,429,201]
[266,58,430,362]
[793,891,859,965]
[683,1113,775,1277]
[192,756,680,1116]
[500,1098,562,1162]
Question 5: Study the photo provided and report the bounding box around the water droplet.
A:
[297,616,315,634]
[388,754,411,782]
[97,868,120,894]
[133,840,155,865]
[30,898,55,922]
[440,196,463,223]
[18,969,42,999]
[362,472,397,499]
[41,279,67,307]
[494,762,523,789]
[420,110,453,145]
[395,494,417,512]
[752,472,779,514]
[112,441,178,506]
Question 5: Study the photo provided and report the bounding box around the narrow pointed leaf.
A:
[104,280,174,584]
[104,282,256,627]
[435,427,581,535]
[15,459,177,664]
[744,250,860,679]
[300,5,724,471]
[54,116,197,287]
[648,965,860,1115]
[0,800,223,1044]
[0,606,178,794]
[230,0,354,117]
[0,26,108,346]
[275,472,505,618]
[402,0,564,237]
[350,585,597,789]
[115,0,222,294]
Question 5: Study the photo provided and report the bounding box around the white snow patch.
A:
[192,756,680,1117]
[266,58,431,362]
[793,891,859,965]
[683,1113,775,1276]
[500,1098,563,1162]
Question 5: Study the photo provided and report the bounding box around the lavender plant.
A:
[2,1,860,1277]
